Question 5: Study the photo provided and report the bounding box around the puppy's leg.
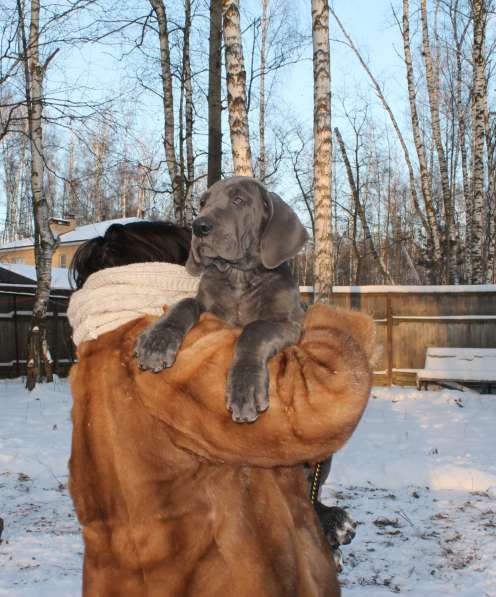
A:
[226,319,301,422]
[135,298,203,371]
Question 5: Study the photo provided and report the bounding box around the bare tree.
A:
[182,0,194,224]
[335,126,394,284]
[208,0,223,186]
[331,8,429,237]
[402,0,444,281]
[420,0,458,282]
[149,0,185,222]
[311,0,332,302]
[470,0,487,282]
[222,0,253,176]
[257,0,269,181]
[17,0,58,389]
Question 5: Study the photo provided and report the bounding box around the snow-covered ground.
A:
[0,379,495,596]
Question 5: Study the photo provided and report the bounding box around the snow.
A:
[0,217,143,251]
[417,348,496,383]
[299,285,496,294]
[0,263,72,290]
[1,380,495,596]
[56,217,142,244]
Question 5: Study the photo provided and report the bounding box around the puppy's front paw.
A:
[226,362,269,423]
[134,323,183,372]
[315,502,357,548]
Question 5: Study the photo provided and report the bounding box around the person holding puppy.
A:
[68,219,374,597]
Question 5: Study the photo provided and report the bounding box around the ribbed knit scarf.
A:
[68,262,199,347]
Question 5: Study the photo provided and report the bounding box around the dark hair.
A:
[70,221,192,289]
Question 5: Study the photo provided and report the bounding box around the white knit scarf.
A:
[68,262,199,347]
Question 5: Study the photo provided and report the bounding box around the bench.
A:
[417,347,496,392]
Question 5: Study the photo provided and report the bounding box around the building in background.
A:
[0,216,143,269]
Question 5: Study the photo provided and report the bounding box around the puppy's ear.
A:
[260,191,308,269]
[185,242,204,276]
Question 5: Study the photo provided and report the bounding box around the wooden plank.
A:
[13,295,20,377]
[386,295,393,386]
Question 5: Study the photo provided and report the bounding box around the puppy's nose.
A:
[193,217,213,237]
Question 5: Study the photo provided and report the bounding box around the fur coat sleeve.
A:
[81,303,373,466]
[136,304,374,465]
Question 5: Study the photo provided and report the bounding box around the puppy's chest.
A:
[199,277,262,326]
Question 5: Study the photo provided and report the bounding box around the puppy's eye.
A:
[232,196,243,205]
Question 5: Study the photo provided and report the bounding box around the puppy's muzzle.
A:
[193,217,214,237]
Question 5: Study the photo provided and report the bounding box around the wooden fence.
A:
[0,283,73,378]
[301,284,496,386]
[2,283,495,385]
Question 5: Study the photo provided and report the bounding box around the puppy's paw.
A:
[331,546,343,574]
[315,502,357,548]
[226,362,269,423]
[134,322,184,372]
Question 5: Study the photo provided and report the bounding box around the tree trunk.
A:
[402,0,444,282]
[222,0,253,176]
[311,0,333,303]
[335,127,395,284]
[470,0,486,283]
[208,0,223,187]
[92,128,109,222]
[257,0,269,181]
[482,60,495,281]
[1,134,27,243]
[149,0,184,222]
[420,0,457,282]
[183,0,194,225]
[18,0,57,390]
[451,2,472,281]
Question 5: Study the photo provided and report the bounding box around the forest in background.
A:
[1,0,495,286]
[0,0,495,384]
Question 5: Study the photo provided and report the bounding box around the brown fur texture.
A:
[69,304,374,597]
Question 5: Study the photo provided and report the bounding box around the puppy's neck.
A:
[205,263,269,289]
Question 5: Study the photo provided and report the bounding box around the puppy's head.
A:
[186,176,308,275]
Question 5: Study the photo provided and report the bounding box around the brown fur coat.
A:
[69,304,374,597]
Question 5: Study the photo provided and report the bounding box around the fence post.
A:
[386,294,393,386]
[53,300,59,375]
[13,294,20,377]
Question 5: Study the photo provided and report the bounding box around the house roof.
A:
[0,263,73,289]
[0,217,143,251]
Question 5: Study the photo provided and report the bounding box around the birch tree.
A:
[17,0,58,390]
[402,0,444,281]
[149,0,185,222]
[222,0,253,176]
[311,0,332,302]
[450,1,472,280]
[420,0,457,282]
[470,0,487,283]
[182,0,194,224]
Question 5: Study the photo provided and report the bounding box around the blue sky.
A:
[287,0,407,129]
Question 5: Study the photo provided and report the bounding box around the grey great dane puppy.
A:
[135,176,308,423]
[135,176,358,567]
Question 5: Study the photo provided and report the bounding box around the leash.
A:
[310,456,333,504]
[310,462,323,505]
